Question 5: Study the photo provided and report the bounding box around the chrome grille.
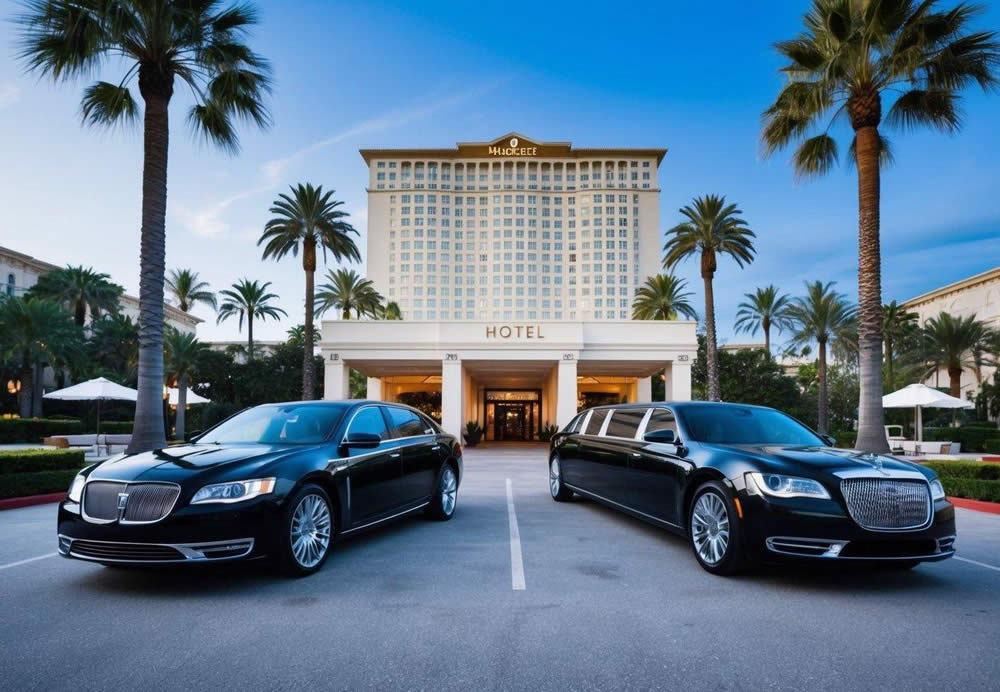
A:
[82,481,179,524]
[70,539,184,562]
[840,478,931,531]
[82,481,127,521]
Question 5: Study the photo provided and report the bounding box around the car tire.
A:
[688,481,746,576]
[549,456,574,502]
[426,462,459,521]
[278,483,334,577]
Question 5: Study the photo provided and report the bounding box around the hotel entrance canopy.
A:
[320,320,697,439]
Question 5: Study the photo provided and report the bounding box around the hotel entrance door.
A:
[495,403,527,441]
[484,389,541,442]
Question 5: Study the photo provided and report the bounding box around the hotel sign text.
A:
[486,324,545,339]
[488,137,537,157]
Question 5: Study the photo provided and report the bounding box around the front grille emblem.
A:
[117,492,129,520]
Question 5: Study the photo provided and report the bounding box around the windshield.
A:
[198,404,347,445]
[680,406,824,446]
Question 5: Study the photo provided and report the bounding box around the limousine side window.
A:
[386,407,426,438]
[604,408,645,439]
[584,409,608,435]
[645,408,678,436]
[347,406,389,441]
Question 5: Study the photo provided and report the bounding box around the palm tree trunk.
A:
[763,320,771,357]
[948,367,962,398]
[74,299,86,327]
[31,360,43,417]
[702,272,720,401]
[247,315,254,361]
[18,357,32,418]
[302,240,316,400]
[127,86,170,454]
[343,306,350,321]
[176,373,187,441]
[885,334,894,392]
[818,340,829,434]
[854,126,888,452]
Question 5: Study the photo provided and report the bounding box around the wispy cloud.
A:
[176,83,499,238]
[0,84,22,110]
[260,83,501,184]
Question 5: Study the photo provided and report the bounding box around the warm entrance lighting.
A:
[6,379,21,394]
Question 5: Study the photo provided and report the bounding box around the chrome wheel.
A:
[691,492,730,566]
[440,467,457,516]
[290,494,331,569]
[550,458,561,497]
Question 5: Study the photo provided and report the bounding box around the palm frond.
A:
[886,89,962,132]
[81,81,139,127]
[792,134,839,180]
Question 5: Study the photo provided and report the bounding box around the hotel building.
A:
[320,133,698,441]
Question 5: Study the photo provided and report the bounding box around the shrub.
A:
[0,418,85,443]
[98,421,133,434]
[0,449,87,474]
[921,426,1000,452]
[833,431,857,449]
[463,421,484,447]
[937,478,1000,503]
[538,423,559,442]
[0,469,79,499]
[985,439,1000,454]
[923,460,1000,481]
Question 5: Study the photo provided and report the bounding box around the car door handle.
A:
[390,452,401,458]
[431,445,441,451]
[630,452,641,458]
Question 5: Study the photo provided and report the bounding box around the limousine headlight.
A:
[191,478,276,504]
[929,478,946,501]
[67,473,86,503]
[747,472,830,499]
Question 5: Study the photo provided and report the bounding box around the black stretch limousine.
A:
[58,401,462,576]
[548,401,956,575]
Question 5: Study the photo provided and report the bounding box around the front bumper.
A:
[738,491,957,564]
[57,495,283,565]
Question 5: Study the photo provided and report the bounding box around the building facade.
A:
[321,133,697,441]
[902,265,1000,399]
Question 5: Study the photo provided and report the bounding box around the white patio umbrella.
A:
[882,383,973,442]
[43,377,137,435]
[167,387,211,406]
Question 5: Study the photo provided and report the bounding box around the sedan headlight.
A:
[191,478,276,505]
[929,478,946,501]
[747,472,831,499]
[67,473,86,503]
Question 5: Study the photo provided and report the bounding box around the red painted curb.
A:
[0,492,66,511]
[948,496,1000,515]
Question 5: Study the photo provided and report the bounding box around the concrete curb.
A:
[0,492,65,511]
[948,496,1000,515]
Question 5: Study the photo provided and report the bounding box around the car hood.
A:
[701,443,930,478]
[86,443,312,484]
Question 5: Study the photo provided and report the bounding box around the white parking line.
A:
[0,552,57,571]
[955,555,1000,573]
[506,478,526,590]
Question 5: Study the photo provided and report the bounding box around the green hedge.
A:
[833,431,857,449]
[98,421,133,434]
[922,460,1000,503]
[0,449,87,474]
[0,469,78,500]
[923,426,1000,452]
[938,478,1000,503]
[985,439,1000,454]
[0,418,85,443]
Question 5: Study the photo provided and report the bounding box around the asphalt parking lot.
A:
[2,445,999,691]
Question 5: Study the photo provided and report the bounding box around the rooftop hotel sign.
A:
[488,137,537,157]
[486,324,545,339]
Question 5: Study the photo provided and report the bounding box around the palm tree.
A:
[87,313,139,384]
[15,0,272,454]
[286,323,319,346]
[631,274,698,321]
[663,195,756,401]
[166,269,217,313]
[734,285,794,355]
[164,327,209,440]
[882,300,918,391]
[921,312,993,397]
[0,297,82,417]
[379,301,403,320]
[788,281,856,434]
[27,266,123,326]
[259,183,360,400]
[762,0,998,451]
[315,269,383,320]
[216,279,286,359]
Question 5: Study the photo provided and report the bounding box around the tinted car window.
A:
[347,407,389,441]
[585,409,608,435]
[386,407,426,438]
[645,408,677,434]
[199,404,346,444]
[680,406,824,446]
[605,408,644,438]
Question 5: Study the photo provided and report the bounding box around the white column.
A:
[671,359,692,402]
[556,358,578,429]
[637,376,652,403]
[441,358,464,440]
[366,377,383,401]
[324,357,349,401]
[661,364,671,402]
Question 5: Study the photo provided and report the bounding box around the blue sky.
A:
[1,0,998,346]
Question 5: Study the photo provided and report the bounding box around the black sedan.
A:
[58,401,462,576]
[548,402,956,575]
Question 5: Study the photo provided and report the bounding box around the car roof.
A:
[583,401,777,412]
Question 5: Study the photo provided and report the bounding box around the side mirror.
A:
[643,428,676,444]
[820,434,837,447]
[344,431,381,449]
